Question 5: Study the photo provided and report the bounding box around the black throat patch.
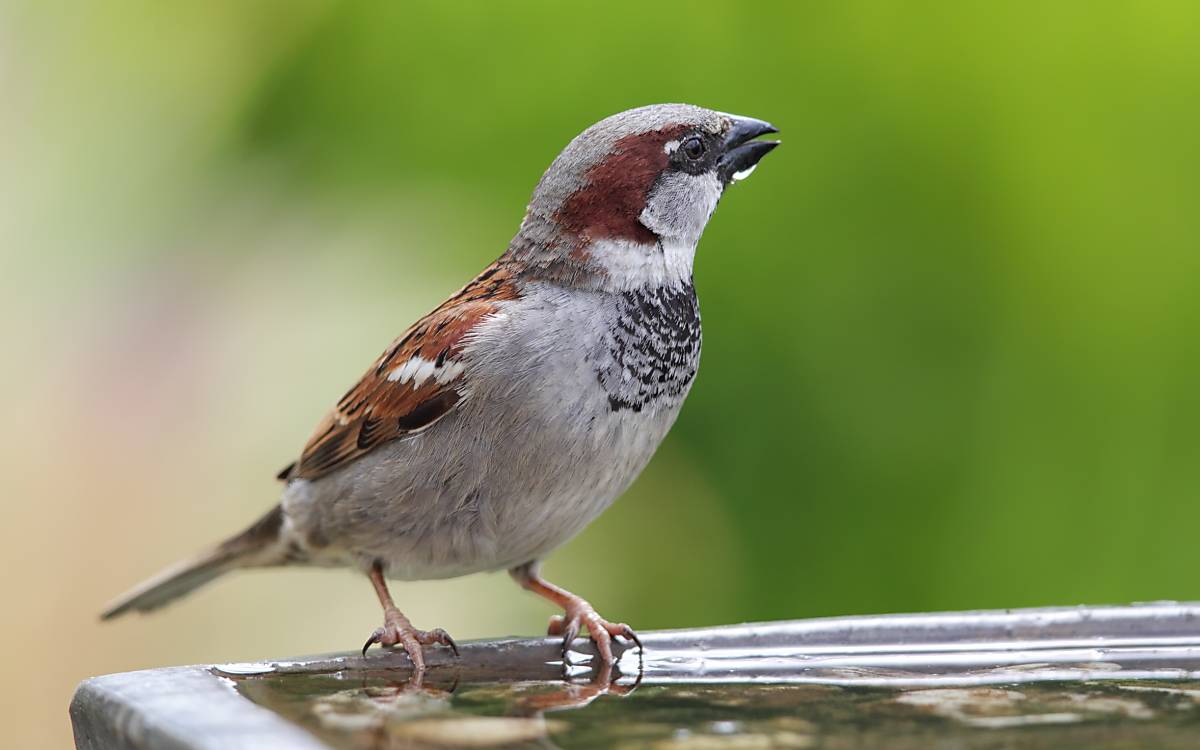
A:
[598,284,702,413]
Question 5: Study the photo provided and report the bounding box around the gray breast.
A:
[596,284,701,413]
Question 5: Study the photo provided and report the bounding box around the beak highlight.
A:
[718,114,780,184]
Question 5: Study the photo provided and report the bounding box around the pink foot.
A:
[547,597,642,666]
[361,606,458,673]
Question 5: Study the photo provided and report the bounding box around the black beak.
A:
[717,114,780,185]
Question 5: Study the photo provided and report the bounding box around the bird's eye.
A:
[682,136,705,160]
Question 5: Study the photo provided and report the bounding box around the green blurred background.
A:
[4,1,1200,745]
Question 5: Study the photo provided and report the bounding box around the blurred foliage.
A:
[5,2,1200,746]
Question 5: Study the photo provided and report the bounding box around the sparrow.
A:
[103,103,780,671]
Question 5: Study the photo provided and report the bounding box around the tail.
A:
[101,506,285,620]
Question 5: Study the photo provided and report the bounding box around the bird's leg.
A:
[361,561,458,673]
[509,561,642,666]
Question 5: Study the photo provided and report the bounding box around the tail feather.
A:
[101,506,284,620]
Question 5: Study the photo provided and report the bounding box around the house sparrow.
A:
[103,103,779,671]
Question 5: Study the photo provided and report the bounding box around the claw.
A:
[618,624,643,650]
[362,628,384,657]
[559,618,582,663]
[432,628,460,657]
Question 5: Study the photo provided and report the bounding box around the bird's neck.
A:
[506,214,696,293]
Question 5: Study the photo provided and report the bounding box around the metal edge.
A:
[71,665,329,750]
[239,602,1200,675]
[70,603,1200,748]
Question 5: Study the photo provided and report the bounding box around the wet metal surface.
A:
[72,603,1200,749]
[233,674,1200,750]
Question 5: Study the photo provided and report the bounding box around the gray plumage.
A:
[281,280,700,580]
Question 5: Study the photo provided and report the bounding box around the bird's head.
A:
[509,104,779,290]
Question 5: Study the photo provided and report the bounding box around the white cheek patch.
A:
[640,171,722,248]
[731,163,759,182]
[663,140,680,155]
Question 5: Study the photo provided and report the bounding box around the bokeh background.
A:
[4,1,1200,746]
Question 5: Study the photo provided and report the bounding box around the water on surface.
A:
[230,669,1200,749]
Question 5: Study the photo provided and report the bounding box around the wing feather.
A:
[279,262,517,482]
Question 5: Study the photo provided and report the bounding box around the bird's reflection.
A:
[509,657,641,715]
[317,651,642,749]
[362,652,640,713]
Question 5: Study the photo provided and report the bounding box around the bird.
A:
[102,103,780,672]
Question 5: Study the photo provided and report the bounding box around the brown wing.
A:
[281,262,518,482]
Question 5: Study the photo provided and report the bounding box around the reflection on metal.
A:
[72,603,1200,749]
[629,601,1200,685]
